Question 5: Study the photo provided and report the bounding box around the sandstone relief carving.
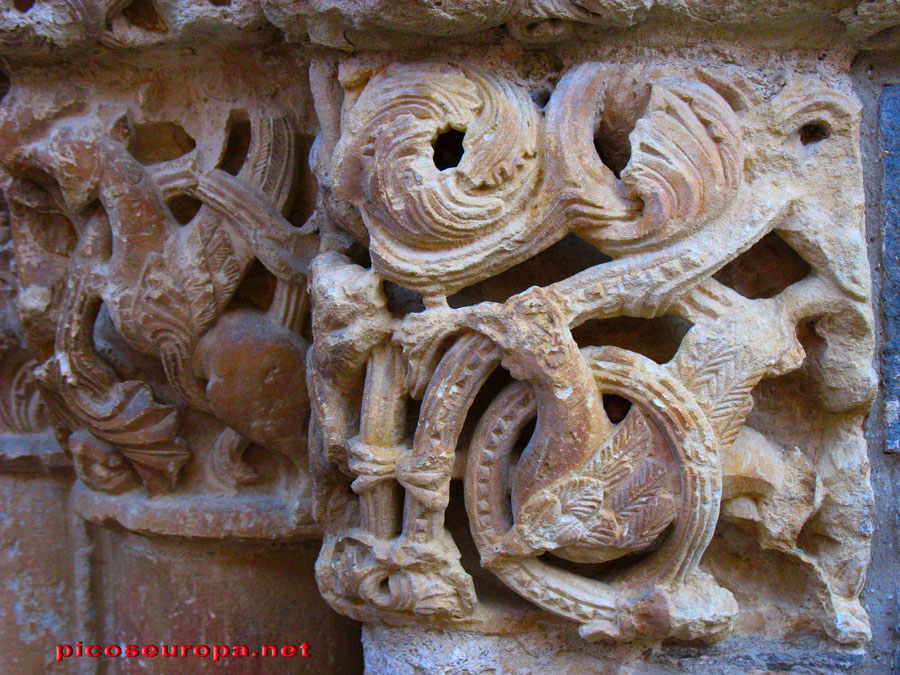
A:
[1,202,49,438]
[309,58,875,646]
[0,1,894,672]
[0,1,880,652]
[0,56,320,536]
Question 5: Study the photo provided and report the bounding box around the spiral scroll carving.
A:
[334,62,543,298]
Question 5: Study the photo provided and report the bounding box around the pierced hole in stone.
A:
[592,81,650,178]
[455,367,514,469]
[511,416,536,465]
[0,72,9,104]
[287,135,319,228]
[404,397,422,447]
[383,281,425,317]
[166,195,201,225]
[230,258,277,311]
[345,240,372,269]
[121,0,167,33]
[12,0,34,12]
[300,308,313,344]
[602,394,632,424]
[800,122,830,146]
[572,315,692,365]
[432,128,465,170]
[219,112,251,176]
[445,481,521,604]
[531,88,551,108]
[209,0,231,5]
[126,121,195,165]
[713,231,811,300]
[449,233,611,308]
[594,131,630,178]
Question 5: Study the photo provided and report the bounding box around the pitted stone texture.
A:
[91,529,362,675]
[311,52,875,648]
[362,625,865,675]
[0,474,77,674]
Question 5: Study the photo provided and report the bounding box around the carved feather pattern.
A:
[683,338,766,447]
[513,409,676,560]
[582,409,652,484]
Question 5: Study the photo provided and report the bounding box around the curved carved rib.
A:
[463,346,731,642]
[543,63,743,257]
[333,62,546,299]
[40,275,189,494]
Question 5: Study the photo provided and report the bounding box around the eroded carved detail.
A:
[0,20,878,648]
[0,76,318,511]
[309,58,875,646]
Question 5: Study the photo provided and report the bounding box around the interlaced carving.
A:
[310,58,876,645]
[0,13,878,645]
[0,86,316,497]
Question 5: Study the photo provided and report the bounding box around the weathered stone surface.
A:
[91,528,362,674]
[0,474,77,674]
[309,49,877,651]
[363,625,867,675]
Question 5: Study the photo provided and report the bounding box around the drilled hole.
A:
[531,88,551,108]
[126,121,195,165]
[167,195,201,225]
[286,135,318,228]
[800,122,830,146]
[383,281,425,317]
[209,0,231,5]
[13,0,34,12]
[713,231,811,300]
[432,128,465,170]
[602,393,632,424]
[121,0,167,33]
[220,113,251,176]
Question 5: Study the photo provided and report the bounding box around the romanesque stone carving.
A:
[0,58,319,534]
[0,0,887,662]
[309,57,875,646]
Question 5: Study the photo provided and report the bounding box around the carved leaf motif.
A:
[608,457,676,548]
[582,409,652,484]
[556,475,606,521]
[513,407,676,560]
[0,337,48,433]
[684,338,766,447]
